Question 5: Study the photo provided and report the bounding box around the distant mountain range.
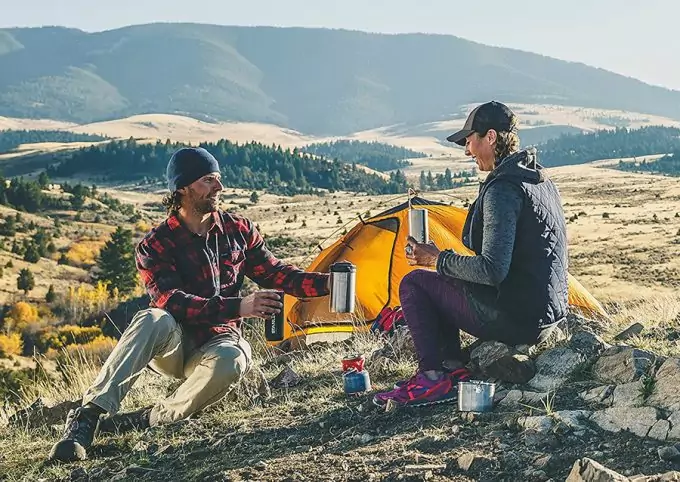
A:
[1,23,680,135]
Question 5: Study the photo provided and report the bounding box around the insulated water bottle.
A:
[409,208,429,244]
[329,261,356,313]
[264,290,285,341]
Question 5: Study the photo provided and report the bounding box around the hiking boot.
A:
[99,407,152,435]
[374,372,458,408]
[48,406,101,462]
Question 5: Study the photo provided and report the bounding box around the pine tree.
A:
[250,191,259,204]
[96,226,137,294]
[23,242,40,263]
[38,171,50,189]
[45,284,56,303]
[17,268,35,294]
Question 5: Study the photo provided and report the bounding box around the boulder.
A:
[592,346,655,384]
[469,341,536,384]
[566,458,628,482]
[590,406,659,438]
[498,390,550,408]
[667,412,680,440]
[569,331,610,360]
[528,347,586,391]
[646,358,680,411]
[611,381,644,407]
[580,385,614,406]
[613,322,645,341]
[648,419,671,441]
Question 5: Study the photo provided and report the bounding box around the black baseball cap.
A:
[446,101,518,146]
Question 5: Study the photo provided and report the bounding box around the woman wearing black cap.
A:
[374,101,569,407]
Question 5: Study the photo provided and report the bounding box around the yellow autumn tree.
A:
[0,333,23,358]
[5,301,39,332]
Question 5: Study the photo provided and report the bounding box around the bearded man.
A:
[49,147,330,462]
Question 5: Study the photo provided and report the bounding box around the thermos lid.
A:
[330,261,356,273]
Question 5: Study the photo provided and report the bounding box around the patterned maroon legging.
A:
[399,269,546,371]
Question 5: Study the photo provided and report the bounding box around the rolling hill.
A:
[1,24,680,135]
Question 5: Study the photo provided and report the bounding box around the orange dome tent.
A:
[280,196,608,344]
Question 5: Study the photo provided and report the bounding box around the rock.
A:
[552,410,592,431]
[457,453,482,471]
[565,457,628,481]
[254,461,267,471]
[532,454,553,469]
[470,341,512,370]
[631,472,680,482]
[592,346,655,384]
[8,398,81,428]
[611,381,644,407]
[646,358,680,411]
[517,415,553,432]
[515,344,534,356]
[590,406,659,438]
[528,347,586,391]
[270,366,302,389]
[469,341,536,383]
[485,354,536,384]
[648,420,671,441]
[658,446,680,462]
[667,412,680,440]
[537,326,569,348]
[493,389,510,403]
[580,385,614,406]
[614,322,645,341]
[566,311,609,335]
[523,429,560,449]
[569,331,610,360]
[498,390,550,408]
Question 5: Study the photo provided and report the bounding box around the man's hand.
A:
[239,290,283,318]
[405,236,441,267]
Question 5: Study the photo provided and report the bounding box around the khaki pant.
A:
[82,308,251,426]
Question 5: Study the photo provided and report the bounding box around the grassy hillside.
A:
[1,24,680,134]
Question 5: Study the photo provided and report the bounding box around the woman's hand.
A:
[405,236,440,267]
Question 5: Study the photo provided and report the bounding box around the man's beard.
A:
[187,189,220,215]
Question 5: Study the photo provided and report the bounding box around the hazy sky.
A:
[2,0,679,91]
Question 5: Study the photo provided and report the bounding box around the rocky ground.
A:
[3,311,680,481]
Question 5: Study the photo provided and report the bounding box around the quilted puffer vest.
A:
[462,149,569,328]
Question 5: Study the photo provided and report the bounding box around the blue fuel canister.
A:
[343,369,372,395]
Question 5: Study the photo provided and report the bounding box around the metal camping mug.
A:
[329,261,356,313]
[264,290,285,342]
[409,208,429,244]
[457,380,495,412]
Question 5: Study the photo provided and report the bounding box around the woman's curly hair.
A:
[161,191,183,215]
[494,130,521,161]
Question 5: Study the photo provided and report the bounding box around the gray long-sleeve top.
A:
[435,182,524,286]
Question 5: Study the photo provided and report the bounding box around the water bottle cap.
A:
[331,261,356,273]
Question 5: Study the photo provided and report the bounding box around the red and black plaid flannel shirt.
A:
[136,210,330,346]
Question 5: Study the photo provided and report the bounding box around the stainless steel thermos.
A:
[329,261,356,313]
[409,208,429,243]
[265,290,285,341]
